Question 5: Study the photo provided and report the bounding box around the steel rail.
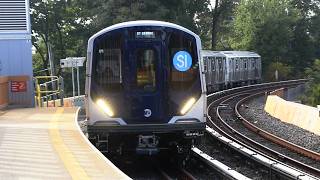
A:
[191,147,251,180]
[216,92,320,176]
[235,92,320,161]
[158,166,197,180]
[206,79,320,178]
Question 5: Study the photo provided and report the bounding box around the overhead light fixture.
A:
[96,99,114,117]
[180,97,196,115]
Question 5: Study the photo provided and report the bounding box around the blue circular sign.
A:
[173,51,192,72]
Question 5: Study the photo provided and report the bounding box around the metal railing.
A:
[34,76,64,107]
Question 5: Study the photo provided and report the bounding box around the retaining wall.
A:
[265,95,320,136]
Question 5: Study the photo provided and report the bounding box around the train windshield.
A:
[91,27,201,119]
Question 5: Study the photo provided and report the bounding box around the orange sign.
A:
[11,81,27,92]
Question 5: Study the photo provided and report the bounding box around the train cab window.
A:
[97,49,122,84]
[168,31,198,86]
[93,33,123,92]
[136,49,156,92]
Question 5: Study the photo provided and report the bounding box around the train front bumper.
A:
[87,122,206,134]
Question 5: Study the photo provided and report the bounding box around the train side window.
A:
[252,58,256,68]
[235,58,239,70]
[230,58,234,69]
[244,58,247,69]
[203,57,207,72]
[210,57,215,71]
[218,58,222,71]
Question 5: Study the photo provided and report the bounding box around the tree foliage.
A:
[265,62,292,81]
[230,0,300,73]
[302,59,320,106]
[30,0,320,99]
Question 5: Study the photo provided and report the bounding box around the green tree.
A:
[310,6,320,60]
[209,0,236,50]
[303,59,320,106]
[31,0,90,75]
[229,0,300,77]
[265,62,292,81]
[89,0,210,35]
[288,0,320,76]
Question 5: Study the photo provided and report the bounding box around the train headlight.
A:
[96,99,114,117]
[180,97,196,115]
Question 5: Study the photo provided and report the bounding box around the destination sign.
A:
[135,31,156,39]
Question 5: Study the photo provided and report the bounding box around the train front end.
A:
[86,21,206,155]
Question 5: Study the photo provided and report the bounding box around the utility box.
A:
[0,0,34,108]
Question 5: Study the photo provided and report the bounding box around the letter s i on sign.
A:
[173,51,192,72]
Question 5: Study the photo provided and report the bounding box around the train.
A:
[85,20,206,155]
[202,50,262,92]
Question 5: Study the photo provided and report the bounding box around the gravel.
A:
[239,95,320,153]
[197,134,270,180]
[212,91,320,171]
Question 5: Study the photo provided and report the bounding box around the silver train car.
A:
[202,51,262,92]
[85,21,206,155]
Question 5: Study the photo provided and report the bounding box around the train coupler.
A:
[136,135,159,155]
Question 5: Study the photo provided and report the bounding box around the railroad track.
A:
[158,166,197,180]
[206,79,320,178]
[191,147,251,179]
[235,92,320,161]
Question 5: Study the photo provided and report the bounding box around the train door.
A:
[225,57,230,84]
[223,57,227,86]
[249,57,254,80]
[243,57,248,81]
[230,58,235,84]
[253,57,260,80]
[235,58,240,82]
[125,40,166,123]
[217,57,223,84]
[203,57,209,85]
[210,57,215,85]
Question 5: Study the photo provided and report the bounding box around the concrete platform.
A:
[0,107,130,179]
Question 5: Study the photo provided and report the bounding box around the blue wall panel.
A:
[0,0,34,107]
[0,39,33,77]
[0,38,34,107]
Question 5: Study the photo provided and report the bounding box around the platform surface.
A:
[0,107,130,179]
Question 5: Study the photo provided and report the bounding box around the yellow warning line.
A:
[49,108,90,180]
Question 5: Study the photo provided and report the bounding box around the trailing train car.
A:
[85,21,206,155]
[202,50,225,91]
[202,51,261,92]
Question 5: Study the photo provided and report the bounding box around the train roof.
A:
[220,51,260,57]
[201,50,260,58]
[89,20,200,42]
[201,50,224,56]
